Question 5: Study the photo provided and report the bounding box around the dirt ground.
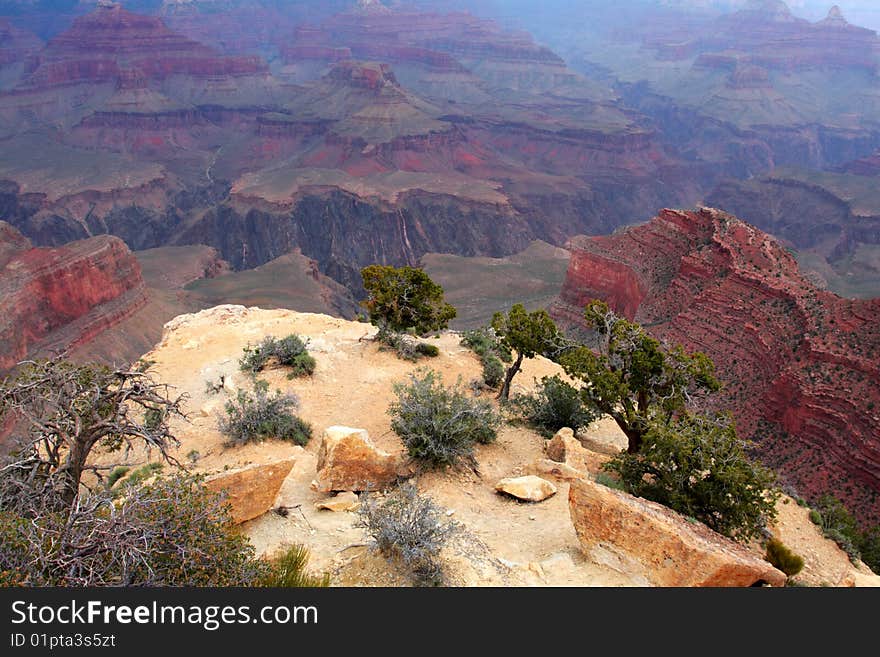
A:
[93,305,879,587]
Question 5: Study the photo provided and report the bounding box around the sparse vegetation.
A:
[764,537,805,578]
[603,414,779,542]
[809,495,880,573]
[218,381,312,447]
[388,369,500,472]
[240,334,316,377]
[510,374,597,436]
[378,331,441,362]
[460,327,511,389]
[356,482,458,586]
[258,544,330,588]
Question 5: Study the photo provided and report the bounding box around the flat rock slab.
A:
[568,477,787,587]
[495,475,557,502]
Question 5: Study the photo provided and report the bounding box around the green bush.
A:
[594,471,626,492]
[240,335,315,377]
[510,375,597,436]
[810,495,880,570]
[460,327,511,389]
[604,414,779,542]
[388,369,500,471]
[416,343,439,358]
[219,382,312,447]
[481,357,505,389]
[259,544,330,587]
[355,482,458,586]
[378,331,440,362]
[764,537,804,577]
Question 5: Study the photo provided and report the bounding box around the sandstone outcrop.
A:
[0,222,147,372]
[204,457,296,524]
[545,427,610,474]
[495,475,557,502]
[568,477,788,587]
[315,426,399,493]
[551,207,880,525]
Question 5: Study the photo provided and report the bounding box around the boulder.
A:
[528,458,585,483]
[315,426,399,492]
[315,491,360,512]
[575,417,628,456]
[568,477,787,587]
[495,475,557,502]
[546,428,610,474]
[205,458,296,524]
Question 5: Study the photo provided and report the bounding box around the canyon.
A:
[551,207,880,526]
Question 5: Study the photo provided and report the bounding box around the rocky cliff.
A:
[0,221,147,371]
[551,207,880,526]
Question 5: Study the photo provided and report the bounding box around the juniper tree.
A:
[0,359,185,508]
[559,300,720,453]
[490,304,563,400]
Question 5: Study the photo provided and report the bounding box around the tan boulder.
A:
[545,428,610,474]
[315,491,361,512]
[315,426,399,493]
[568,477,787,587]
[495,475,557,502]
[205,458,296,524]
[528,458,585,483]
[576,417,628,456]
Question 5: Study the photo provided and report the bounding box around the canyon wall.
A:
[0,221,147,371]
[551,207,880,525]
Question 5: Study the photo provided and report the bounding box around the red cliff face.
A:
[551,207,880,526]
[0,222,147,372]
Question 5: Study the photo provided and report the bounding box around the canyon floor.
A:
[95,305,879,587]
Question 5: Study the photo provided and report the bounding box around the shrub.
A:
[460,327,511,389]
[594,471,626,492]
[510,375,597,436]
[764,538,804,577]
[388,369,500,471]
[259,544,330,587]
[355,482,458,586]
[809,509,822,525]
[240,335,315,377]
[218,381,312,447]
[106,466,130,489]
[604,414,779,542]
[0,473,270,586]
[481,357,505,389]
[377,331,440,362]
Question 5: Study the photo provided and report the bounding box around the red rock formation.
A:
[692,2,879,73]
[20,4,266,90]
[551,207,880,526]
[0,222,147,371]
